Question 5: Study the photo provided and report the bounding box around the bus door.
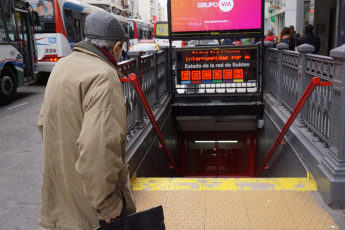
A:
[15,10,35,84]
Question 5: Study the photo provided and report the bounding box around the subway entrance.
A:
[181,131,255,177]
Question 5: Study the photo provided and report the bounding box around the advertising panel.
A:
[155,22,169,38]
[27,0,55,20]
[169,0,263,38]
[176,46,258,84]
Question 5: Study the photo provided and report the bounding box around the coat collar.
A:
[73,41,123,77]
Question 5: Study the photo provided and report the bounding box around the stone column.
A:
[296,44,315,123]
[160,46,171,93]
[276,43,289,105]
[328,44,345,162]
[319,44,345,208]
[127,50,145,128]
[146,50,158,103]
[264,41,275,93]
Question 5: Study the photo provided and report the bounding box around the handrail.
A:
[256,77,332,177]
[121,74,182,177]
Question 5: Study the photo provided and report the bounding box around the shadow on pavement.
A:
[34,73,50,86]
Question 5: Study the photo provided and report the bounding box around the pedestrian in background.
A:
[264,30,275,42]
[37,11,136,230]
[278,27,296,51]
[289,25,301,39]
[274,31,281,46]
[297,24,321,54]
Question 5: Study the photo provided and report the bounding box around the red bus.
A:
[128,19,153,49]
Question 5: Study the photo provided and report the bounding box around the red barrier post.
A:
[256,77,332,177]
[121,74,182,177]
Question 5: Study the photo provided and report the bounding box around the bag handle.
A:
[116,205,128,230]
[99,190,130,229]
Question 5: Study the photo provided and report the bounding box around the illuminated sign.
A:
[169,0,263,38]
[155,22,169,38]
[268,0,282,10]
[176,46,258,84]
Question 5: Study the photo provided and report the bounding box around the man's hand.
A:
[105,208,122,223]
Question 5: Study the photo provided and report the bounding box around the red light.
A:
[181,71,191,81]
[234,69,243,79]
[191,71,201,80]
[223,69,233,79]
[310,10,315,13]
[202,70,211,80]
[212,70,222,80]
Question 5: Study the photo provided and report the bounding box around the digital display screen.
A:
[176,46,258,84]
[155,22,169,38]
[169,0,263,38]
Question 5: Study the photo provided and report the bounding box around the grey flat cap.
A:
[84,11,128,40]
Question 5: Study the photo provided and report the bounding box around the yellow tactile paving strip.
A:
[132,177,317,191]
[133,178,339,230]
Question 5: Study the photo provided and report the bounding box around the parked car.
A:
[186,40,219,47]
[131,40,160,54]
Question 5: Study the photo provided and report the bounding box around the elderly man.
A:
[37,11,136,230]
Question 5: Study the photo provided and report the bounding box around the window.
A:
[3,0,19,43]
[64,9,85,43]
[0,3,7,42]
[80,14,86,40]
[128,21,134,39]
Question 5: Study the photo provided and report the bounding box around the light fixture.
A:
[195,140,238,143]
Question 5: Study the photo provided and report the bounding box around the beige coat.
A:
[37,42,136,230]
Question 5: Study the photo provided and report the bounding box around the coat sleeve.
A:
[76,84,126,220]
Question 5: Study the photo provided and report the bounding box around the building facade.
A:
[80,0,123,15]
[264,0,307,38]
[137,0,157,22]
[265,0,342,55]
[158,2,166,21]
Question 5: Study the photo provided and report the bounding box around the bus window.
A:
[128,21,135,39]
[3,0,19,43]
[73,19,81,42]
[80,14,86,40]
[0,4,7,42]
[64,9,82,43]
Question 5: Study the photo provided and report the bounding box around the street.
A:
[0,80,47,230]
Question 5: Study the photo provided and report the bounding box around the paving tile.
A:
[166,190,206,208]
[243,191,287,209]
[164,207,205,230]
[134,190,169,211]
[247,208,297,230]
[205,208,250,230]
[205,190,245,208]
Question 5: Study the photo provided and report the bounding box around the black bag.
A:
[96,205,165,230]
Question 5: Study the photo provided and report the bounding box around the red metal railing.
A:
[121,74,182,176]
[256,77,332,177]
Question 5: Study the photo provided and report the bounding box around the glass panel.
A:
[16,12,29,56]
[128,21,134,39]
[64,9,82,43]
[0,3,7,42]
[3,0,19,43]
